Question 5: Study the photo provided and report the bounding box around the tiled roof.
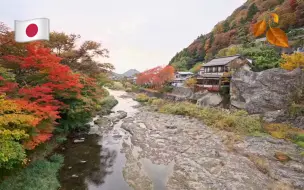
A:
[203,55,241,67]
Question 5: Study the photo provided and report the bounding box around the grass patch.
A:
[0,155,64,190]
[247,154,270,174]
[263,123,304,147]
[142,97,304,147]
[135,93,150,102]
[159,101,262,135]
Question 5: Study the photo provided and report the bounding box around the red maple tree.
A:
[136,65,175,89]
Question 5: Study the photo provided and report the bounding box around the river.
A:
[57,89,304,190]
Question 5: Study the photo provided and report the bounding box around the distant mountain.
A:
[122,69,140,77]
[109,69,140,80]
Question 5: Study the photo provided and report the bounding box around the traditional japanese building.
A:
[171,71,194,87]
[196,55,251,92]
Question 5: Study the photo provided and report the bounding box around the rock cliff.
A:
[230,68,304,127]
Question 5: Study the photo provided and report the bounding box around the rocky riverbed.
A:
[58,90,304,190]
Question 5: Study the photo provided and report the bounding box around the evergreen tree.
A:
[223,21,230,32]
[247,3,259,21]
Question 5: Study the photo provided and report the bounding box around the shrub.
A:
[159,85,173,93]
[108,81,124,90]
[135,93,150,102]
[263,123,304,145]
[0,156,64,190]
[131,85,140,92]
[159,101,261,134]
[150,98,167,107]
[55,137,67,144]
[0,140,26,170]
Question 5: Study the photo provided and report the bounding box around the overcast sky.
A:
[1,0,246,73]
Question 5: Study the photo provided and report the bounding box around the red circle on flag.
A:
[26,24,38,37]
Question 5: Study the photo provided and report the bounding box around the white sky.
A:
[0,0,246,73]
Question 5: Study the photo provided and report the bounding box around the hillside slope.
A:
[169,0,304,71]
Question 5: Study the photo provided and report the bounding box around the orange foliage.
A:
[136,65,175,89]
[1,43,86,149]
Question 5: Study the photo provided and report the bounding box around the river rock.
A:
[165,125,177,129]
[94,117,112,128]
[196,91,223,107]
[73,139,85,143]
[116,110,128,119]
[71,174,79,178]
[230,68,304,122]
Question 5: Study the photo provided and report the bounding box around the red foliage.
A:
[136,65,175,88]
[289,0,297,10]
[1,42,86,149]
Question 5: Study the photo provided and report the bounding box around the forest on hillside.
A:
[169,0,304,72]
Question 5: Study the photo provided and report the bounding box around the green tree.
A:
[241,44,281,71]
[247,3,259,21]
[223,21,230,32]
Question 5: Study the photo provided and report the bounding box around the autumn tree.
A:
[43,31,114,77]
[136,66,174,89]
[184,78,197,88]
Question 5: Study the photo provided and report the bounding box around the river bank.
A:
[3,89,303,190]
[56,89,304,190]
[0,93,118,190]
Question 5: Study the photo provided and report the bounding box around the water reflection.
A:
[58,134,118,190]
[58,89,137,190]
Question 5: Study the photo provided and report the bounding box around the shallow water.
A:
[57,90,175,190]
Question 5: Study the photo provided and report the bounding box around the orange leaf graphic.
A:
[266,28,289,48]
[271,13,279,23]
[253,20,267,37]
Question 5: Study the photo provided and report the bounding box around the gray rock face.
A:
[230,68,304,120]
[122,107,304,190]
[196,91,223,107]
[169,87,193,101]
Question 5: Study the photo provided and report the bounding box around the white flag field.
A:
[15,18,50,43]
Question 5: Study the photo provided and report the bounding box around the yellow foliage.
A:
[0,114,39,128]
[185,78,197,88]
[263,123,304,141]
[280,52,304,71]
[0,96,22,114]
[0,129,29,141]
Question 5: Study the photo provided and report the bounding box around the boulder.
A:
[230,68,304,121]
[196,91,223,107]
[116,110,128,119]
[170,86,194,101]
[94,117,112,128]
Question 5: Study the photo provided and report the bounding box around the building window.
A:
[213,67,216,72]
[218,66,222,72]
[224,66,229,72]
